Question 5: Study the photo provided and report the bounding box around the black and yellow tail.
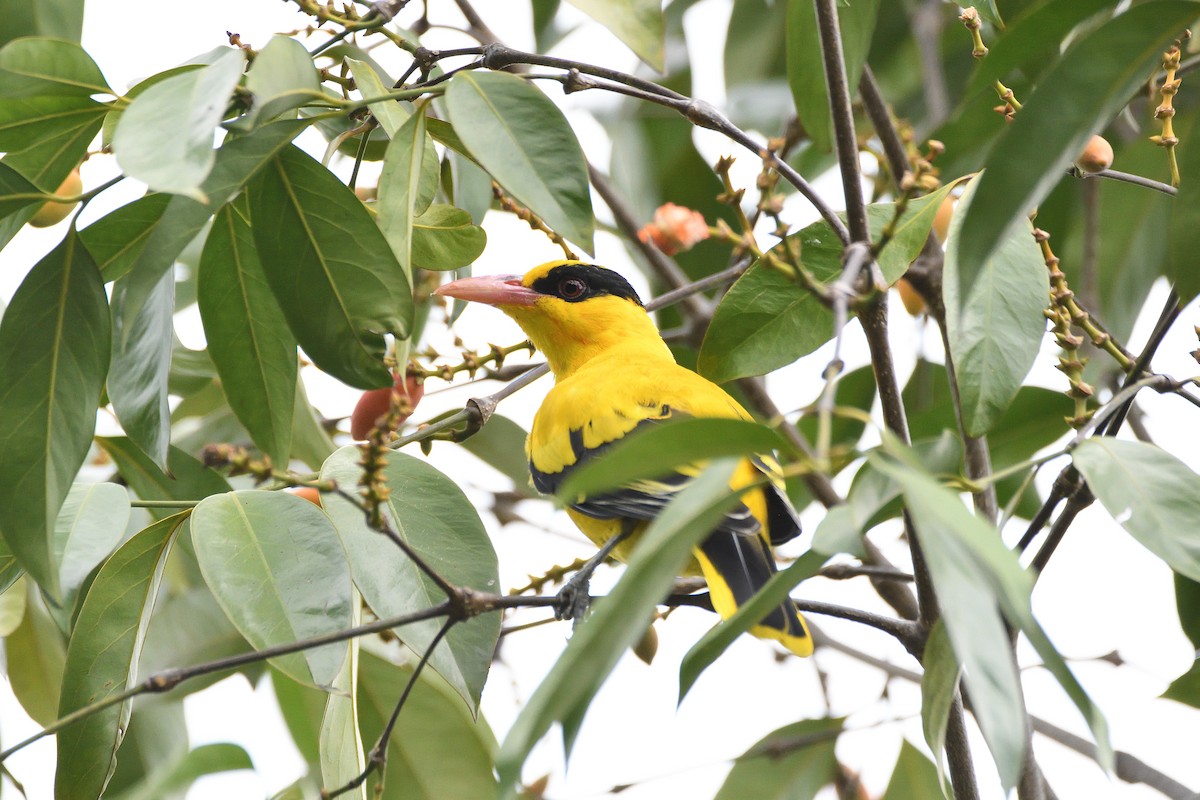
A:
[694,529,813,657]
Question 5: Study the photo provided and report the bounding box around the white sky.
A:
[3,2,1200,799]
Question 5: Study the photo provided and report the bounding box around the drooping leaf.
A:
[713,717,843,800]
[55,513,182,800]
[377,107,438,282]
[104,743,254,800]
[290,377,337,470]
[191,490,352,687]
[1169,112,1200,301]
[412,204,487,270]
[1073,438,1200,582]
[112,49,246,197]
[785,0,880,152]
[870,179,969,283]
[0,95,105,152]
[496,461,742,795]
[698,218,842,383]
[0,159,45,221]
[0,36,110,97]
[247,144,413,389]
[943,177,1049,436]
[883,739,951,800]
[0,234,110,601]
[0,1,85,49]
[7,582,66,726]
[242,36,320,127]
[445,70,594,253]
[321,447,500,711]
[0,575,26,636]
[79,193,173,280]
[679,551,825,702]
[563,0,664,71]
[50,482,129,621]
[197,199,297,465]
[954,2,1200,294]
[109,268,174,471]
[920,621,959,798]
[346,58,408,136]
[357,650,499,799]
[318,595,365,799]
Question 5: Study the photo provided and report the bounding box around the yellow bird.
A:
[435,260,812,657]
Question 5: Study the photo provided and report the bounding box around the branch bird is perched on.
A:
[435,260,812,657]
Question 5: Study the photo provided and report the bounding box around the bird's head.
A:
[434,260,669,377]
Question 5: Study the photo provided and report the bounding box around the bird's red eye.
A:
[559,278,587,299]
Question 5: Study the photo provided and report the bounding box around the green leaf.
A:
[0,95,105,150]
[377,107,438,282]
[714,717,842,800]
[138,586,253,697]
[7,583,66,726]
[883,739,950,800]
[321,447,500,711]
[1163,660,1200,708]
[191,490,352,687]
[457,414,534,493]
[698,218,844,382]
[96,438,231,518]
[290,378,337,470]
[1073,438,1200,582]
[943,177,1049,436]
[563,0,664,71]
[0,159,44,220]
[954,1,1200,293]
[3,100,102,197]
[1169,112,1200,301]
[243,36,320,127]
[795,363,876,458]
[0,234,110,601]
[920,621,958,798]
[785,0,880,152]
[117,118,307,325]
[198,200,297,465]
[679,550,825,702]
[412,204,487,270]
[112,49,246,197]
[0,36,110,97]
[79,193,173,280]
[55,513,182,800]
[874,441,1111,786]
[0,575,26,636]
[105,743,254,800]
[871,179,968,284]
[50,482,129,621]
[109,268,174,471]
[558,417,791,502]
[0,0,85,49]
[496,461,742,796]
[319,597,365,799]
[358,650,499,799]
[445,70,594,253]
[247,144,413,389]
[346,58,408,136]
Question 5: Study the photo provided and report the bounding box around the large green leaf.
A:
[112,49,246,197]
[116,118,307,326]
[96,438,231,519]
[1073,438,1200,582]
[0,159,44,221]
[79,193,173,280]
[943,178,1049,436]
[0,0,85,49]
[563,0,664,71]
[871,181,969,284]
[247,144,413,389]
[679,550,825,702]
[190,490,352,687]
[319,596,365,799]
[714,717,842,800]
[290,378,337,470]
[558,417,791,501]
[445,70,594,253]
[954,2,1200,294]
[0,36,109,97]
[7,582,67,726]
[920,621,958,797]
[346,58,408,136]
[874,441,1111,787]
[0,234,110,601]
[0,95,105,150]
[1163,574,1200,707]
[1169,111,1200,301]
[698,218,843,383]
[785,0,880,152]
[137,585,253,697]
[883,739,950,800]
[50,482,129,622]
[197,199,297,465]
[357,650,498,799]
[109,268,174,471]
[242,36,320,128]
[55,513,182,800]
[496,461,742,797]
[105,743,254,800]
[456,414,533,493]
[321,447,500,712]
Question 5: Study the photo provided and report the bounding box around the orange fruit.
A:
[29,168,82,228]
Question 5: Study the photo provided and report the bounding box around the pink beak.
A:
[433,274,541,307]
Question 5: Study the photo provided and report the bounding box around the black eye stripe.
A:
[530,264,644,305]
